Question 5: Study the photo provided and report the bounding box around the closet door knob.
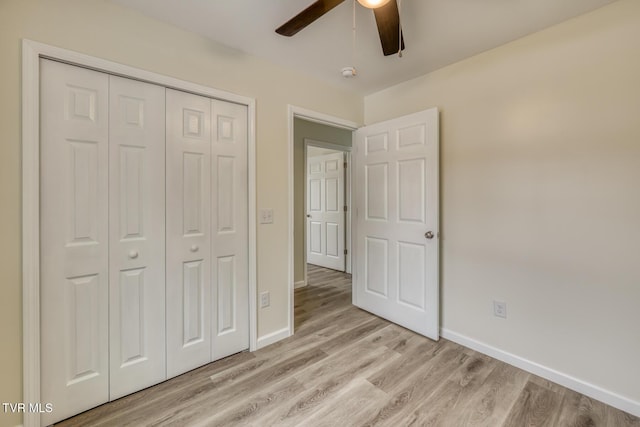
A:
[190,245,199,253]
[128,250,139,259]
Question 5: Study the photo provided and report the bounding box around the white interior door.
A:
[211,100,250,360]
[166,89,213,378]
[40,59,110,425]
[306,152,345,271]
[354,108,440,339]
[108,75,166,400]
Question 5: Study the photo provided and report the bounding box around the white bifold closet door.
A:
[108,75,167,400]
[40,59,110,426]
[166,90,249,377]
[40,60,167,425]
[166,89,213,377]
[41,60,249,425]
[210,99,249,361]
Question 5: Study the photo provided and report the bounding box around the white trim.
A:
[302,140,308,284]
[287,106,295,339]
[22,39,42,427]
[305,138,352,153]
[290,105,359,131]
[256,327,292,350]
[287,105,359,337]
[26,40,251,106]
[345,153,352,275]
[247,100,258,353]
[294,280,307,289]
[21,39,258,427]
[441,328,640,418]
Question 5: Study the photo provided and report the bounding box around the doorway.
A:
[287,105,440,342]
[288,107,358,333]
[293,119,354,289]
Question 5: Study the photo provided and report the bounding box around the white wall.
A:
[0,2,362,426]
[366,0,640,410]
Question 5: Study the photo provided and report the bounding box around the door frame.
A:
[22,39,258,427]
[287,105,359,334]
[303,139,352,283]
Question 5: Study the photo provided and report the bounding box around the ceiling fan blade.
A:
[276,0,346,37]
[373,0,405,56]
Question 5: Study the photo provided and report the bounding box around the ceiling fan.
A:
[276,0,405,57]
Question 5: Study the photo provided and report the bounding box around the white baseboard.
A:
[294,280,306,289]
[440,328,640,418]
[256,327,291,350]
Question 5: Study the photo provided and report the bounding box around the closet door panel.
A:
[166,89,212,377]
[108,75,166,400]
[40,59,110,426]
[211,100,249,360]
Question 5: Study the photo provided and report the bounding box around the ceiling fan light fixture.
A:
[356,0,390,9]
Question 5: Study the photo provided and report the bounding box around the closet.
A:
[39,59,249,425]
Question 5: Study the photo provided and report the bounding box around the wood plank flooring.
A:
[57,264,640,427]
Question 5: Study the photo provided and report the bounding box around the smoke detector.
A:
[341,66,357,78]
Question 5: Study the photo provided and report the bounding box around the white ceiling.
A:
[113,0,618,95]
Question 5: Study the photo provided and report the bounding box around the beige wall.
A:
[293,118,352,284]
[3,0,639,424]
[366,0,640,406]
[0,1,362,425]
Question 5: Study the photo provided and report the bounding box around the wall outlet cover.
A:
[493,300,507,318]
[260,291,270,308]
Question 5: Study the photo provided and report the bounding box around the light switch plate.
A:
[260,209,274,224]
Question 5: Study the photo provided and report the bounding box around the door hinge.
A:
[344,249,348,255]
[344,162,347,169]
[344,205,347,212]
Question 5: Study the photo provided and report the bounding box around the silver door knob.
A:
[190,245,199,252]
[128,250,139,259]
[425,231,434,240]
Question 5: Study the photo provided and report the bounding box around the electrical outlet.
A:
[260,291,270,308]
[493,301,507,318]
[259,209,274,224]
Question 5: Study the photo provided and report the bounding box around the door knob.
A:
[425,231,434,240]
[128,250,139,259]
[190,245,199,252]
[306,214,311,218]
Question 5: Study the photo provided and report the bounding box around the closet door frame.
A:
[21,39,257,427]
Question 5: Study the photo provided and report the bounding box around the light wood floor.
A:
[58,264,639,426]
